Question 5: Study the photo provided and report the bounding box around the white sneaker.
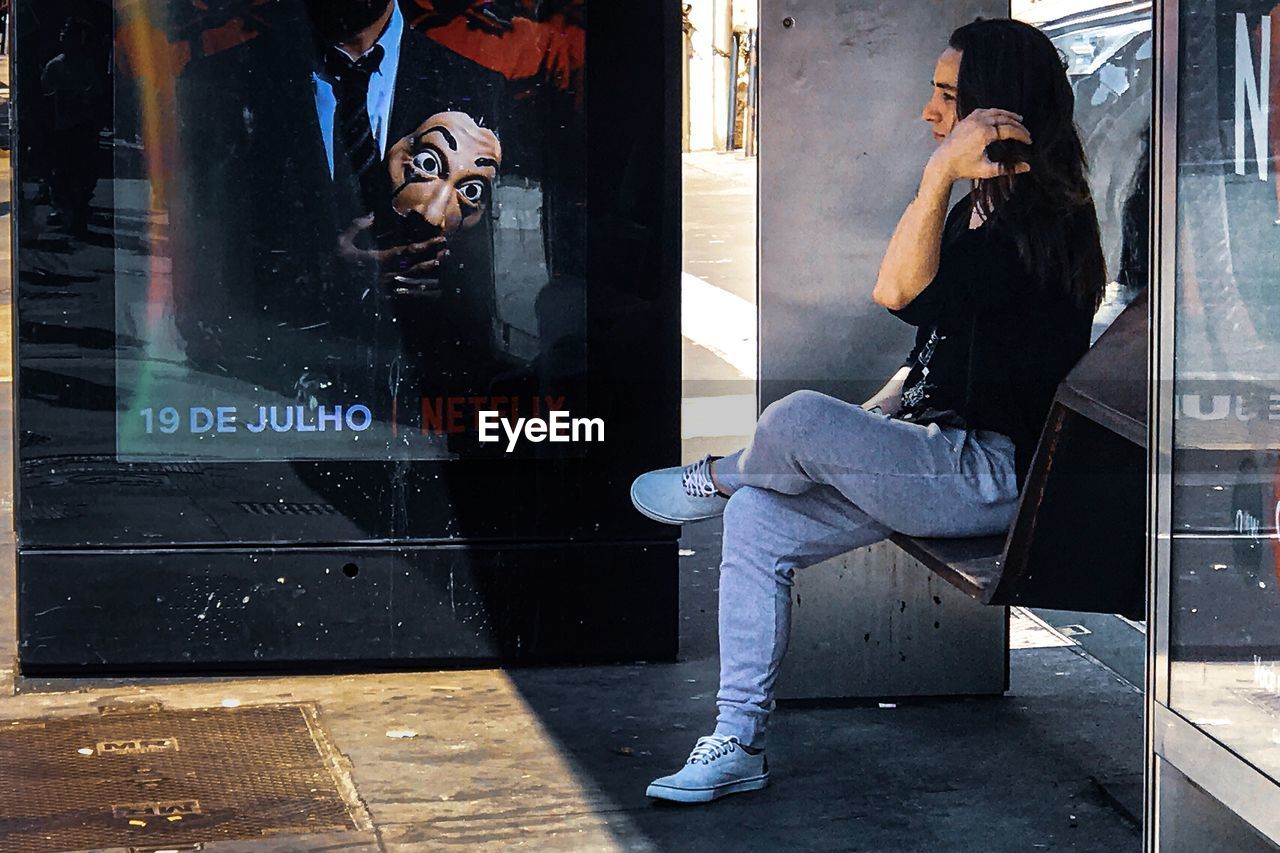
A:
[630,455,728,525]
[645,734,769,803]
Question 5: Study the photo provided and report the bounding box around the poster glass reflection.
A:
[109,0,588,461]
[1168,0,1280,783]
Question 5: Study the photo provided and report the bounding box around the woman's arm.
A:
[871,170,954,311]
[861,366,912,415]
[872,108,1031,311]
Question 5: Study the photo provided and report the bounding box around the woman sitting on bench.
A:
[630,17,1106,803]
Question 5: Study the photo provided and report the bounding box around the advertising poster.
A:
[110,0,588,460]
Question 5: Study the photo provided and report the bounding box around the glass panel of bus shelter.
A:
[1168,0,1280,782]
[1016,1,1154,338]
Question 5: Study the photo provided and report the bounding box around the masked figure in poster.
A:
[358,110,502,294]
[171,0,506,424]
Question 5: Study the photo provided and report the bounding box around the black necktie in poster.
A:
[325,43,385,216]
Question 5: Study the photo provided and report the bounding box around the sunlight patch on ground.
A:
[1010,607,1077,650]
[682,271,756,380]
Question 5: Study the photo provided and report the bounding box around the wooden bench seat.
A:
[890,533,1005,600]
[891,291,1148,621]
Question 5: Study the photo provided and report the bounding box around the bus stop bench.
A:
[890,291,1148,622]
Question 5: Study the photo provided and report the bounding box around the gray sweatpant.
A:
[710,390,1020,749]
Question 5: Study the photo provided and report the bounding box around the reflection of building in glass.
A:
[683,0,756,153]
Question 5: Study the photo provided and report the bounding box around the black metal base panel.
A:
[19,543,678,673]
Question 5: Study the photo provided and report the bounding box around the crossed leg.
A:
[714,483,892,748]
[708,391,1019,748]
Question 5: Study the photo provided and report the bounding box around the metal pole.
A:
[744,28,757,158]
[729,30,741,149]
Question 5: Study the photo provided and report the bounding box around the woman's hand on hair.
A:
[925,108,1031,184]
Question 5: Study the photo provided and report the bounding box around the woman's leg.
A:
[713,390,1018,538]
[646,391,1021,798]
[713,483,892,749]
[709,390,1020,747]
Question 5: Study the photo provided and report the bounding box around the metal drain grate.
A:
[234,502,339,517]
[154,463,206,474]
[0,703,368,852]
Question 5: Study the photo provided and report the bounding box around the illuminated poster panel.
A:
[111,0,588,460]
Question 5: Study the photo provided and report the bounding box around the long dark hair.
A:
[949,18,1106,312]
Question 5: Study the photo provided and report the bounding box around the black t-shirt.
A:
[889,196,1095,485]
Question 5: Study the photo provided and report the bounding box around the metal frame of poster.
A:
[12,0,682,671]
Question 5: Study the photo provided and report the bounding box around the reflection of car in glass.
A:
[1038,2,1153,335]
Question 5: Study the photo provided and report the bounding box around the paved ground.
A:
[681,151,757,460]
[0,151,1145,851]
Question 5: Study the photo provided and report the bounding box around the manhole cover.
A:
[0,703,368,852]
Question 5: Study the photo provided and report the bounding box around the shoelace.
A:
[681,456,719,498]
[687,734,738,765]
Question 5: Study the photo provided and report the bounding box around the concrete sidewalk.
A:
[0,152,1143,851]
[682,151,758,461]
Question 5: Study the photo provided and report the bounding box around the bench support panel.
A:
[994,405,1146,620]
[776,540,1008,701]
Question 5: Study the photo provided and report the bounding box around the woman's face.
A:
[922,47,962,142]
